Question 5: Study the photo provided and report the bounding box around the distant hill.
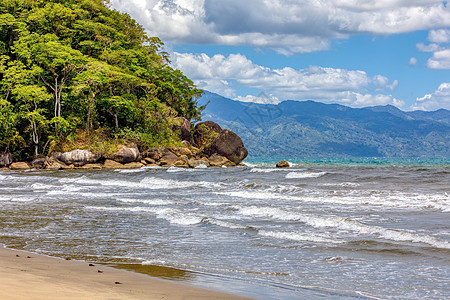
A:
[198,91,450,158]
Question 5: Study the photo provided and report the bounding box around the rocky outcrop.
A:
[276,160,290,168]
[0,152,13,167]
[5,120,248,170]
[109,144,140,164]
[59,150,101,167]
[193,121,248,164]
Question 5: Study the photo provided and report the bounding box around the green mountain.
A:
[0,0,203,161]
[199,91,450,158]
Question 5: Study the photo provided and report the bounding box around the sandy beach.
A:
[0,246,251,300]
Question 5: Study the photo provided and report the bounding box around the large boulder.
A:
[159,152,179,166]
[9,162,30,170]
[109,144,140,164]
[59,149,101,167]
[0,152,13,167]
[173,117,192,142]
[193,121,248,165]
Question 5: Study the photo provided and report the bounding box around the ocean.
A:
[0,158,449,299]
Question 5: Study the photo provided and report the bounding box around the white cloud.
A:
[173,52,403,108]
[418,27,450,69]
[409,57,418,65]
[411,82,450,110]
[426,49,450,69]
[428,28,450,43]
[110,0,450,54]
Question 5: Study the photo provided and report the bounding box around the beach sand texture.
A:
[0,246,251,300]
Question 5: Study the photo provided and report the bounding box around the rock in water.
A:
[0,152,13,167]
[59,149,101,167]
[110,145,140,164]
[276,160,290,168]
[193,121,248,165]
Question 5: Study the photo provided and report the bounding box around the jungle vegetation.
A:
[0,0,203,160]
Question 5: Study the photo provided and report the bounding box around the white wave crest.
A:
[285,172,327,179]
[235,205,450,249]
[116,198,174,206]
[250,168,282,173]
[259,230,342,244]
[167,167,192,173]
[115,168,146,174]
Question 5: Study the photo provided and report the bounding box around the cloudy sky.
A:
[110,0,450,110]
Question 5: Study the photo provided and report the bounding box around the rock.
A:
[143,148,171,161]
[174,160,189,168]
[9,162,30,170]
[169,147,192,157]
[173,117,192,142]
[0,152,13,167]
[276,160,290,168]
[79,163,103,169]
[208,154,235,167]
[109,144,140,164]
[45,162,62,170]
[188,158,210,168]
[193,121,222,148]
[31,158,46,169]
[159,152,179,166]
[103,159,124,169]
[140,160,147,165]
[193,121,248,164]
[122,162,144,169]
[59,149,101,167]
[144,157,156,164]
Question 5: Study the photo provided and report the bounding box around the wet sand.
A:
[0,246,252,300]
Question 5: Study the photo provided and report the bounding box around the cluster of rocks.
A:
[0,120,249,171]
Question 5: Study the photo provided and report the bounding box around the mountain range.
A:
[198,91,450,158]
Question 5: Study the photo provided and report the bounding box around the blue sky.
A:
[110,0,450,111]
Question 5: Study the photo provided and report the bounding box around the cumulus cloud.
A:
[110,0,450,54]
[173,52,403,108]
[411,82,450,110]
[418,28,450,69]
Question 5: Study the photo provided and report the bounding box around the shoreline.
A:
[0,245,252,300]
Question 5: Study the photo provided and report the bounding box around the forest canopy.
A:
[0,0,203,160]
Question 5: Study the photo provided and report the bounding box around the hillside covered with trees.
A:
[0,0,203,161]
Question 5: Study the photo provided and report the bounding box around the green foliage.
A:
[0,0,203,159]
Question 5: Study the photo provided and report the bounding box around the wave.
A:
[167,167,193,173]
[85,205,206,226]
[115,168,146,174]
[116,198,174,206]
[217,188,450,212]
[285,171,327,179]
[250,168,283,173]
[234,205,450,249]
[258,230,343,244]
[58,175,219,190]
[0,195,38,202]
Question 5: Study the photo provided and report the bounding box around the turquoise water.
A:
[247,157,450,167]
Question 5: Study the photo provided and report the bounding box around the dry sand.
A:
[0,246,252,300]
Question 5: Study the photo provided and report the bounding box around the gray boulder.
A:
[59,149,101,167]
[110,145,140,164]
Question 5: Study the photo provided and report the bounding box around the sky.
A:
[110,0,450,111]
